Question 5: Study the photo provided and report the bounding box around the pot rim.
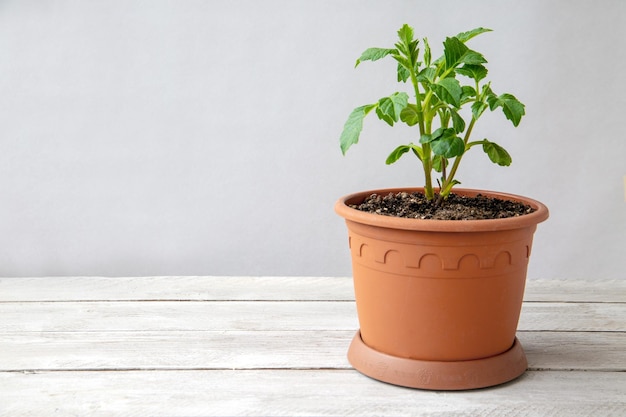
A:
[334,187,549,232]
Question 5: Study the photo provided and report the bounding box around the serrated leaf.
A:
[482,140,512,166]
[376,92,409,126]
[432,135,465,158]
[397,62,411,82]
[376,107,393,126]
[482,82,494,97]
[400,104,419,126]
[394,42,418,67]
[416,67,436,84]
[393,54,412,71]
[395,25,419,72]
[487,93,525,126]
[355,48,396,67]
[471,101,489,120]
[462,50,487,65]
[432,77,462,107]
[456,27,492,43]
[397,24,415,49]
[339,104,376,155]
[461,85,477,101]
[456,64,488,81]
[443,36,469,71]
[410,40,420,63]
[423,37,431,67]
[450,109,466,133]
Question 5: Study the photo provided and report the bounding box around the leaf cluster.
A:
[340,24,525,201]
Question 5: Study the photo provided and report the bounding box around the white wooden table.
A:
[0,276,624,416]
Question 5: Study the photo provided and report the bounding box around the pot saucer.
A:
[347,331,527,390]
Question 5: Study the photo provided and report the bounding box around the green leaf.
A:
[443,36,468,71]
[386,145,411,164]
[339,104,376,155]
[432,77,462,107]
[355,48,396,67]
[400,104,420,126]
[461,85,477,101]
[450,109,466,133]
[471,101,489,120]
[432,135,465,158]
[423,38,431,67]
[397,62,411,82]
[411,145,424,161]
[420,127,448,144]
[482,140,512,166]
[376,92,409,126]
[394,24,419,74]
[394,43,419,69]
[393,54,412,70]
[487,93,526,126]
[432,127,450,140]
[386,143,423,164]
[397,24,415,50]
[376,108,393,126]
[456,27,492,43]
[482,82,494,98]
[441,179,461,196]
[456,64,488,81]
[416,67,436,84]
[442,35,486,74]
[432,154,446,172]
[462,51,487,65]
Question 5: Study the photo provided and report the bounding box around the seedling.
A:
[340,24,525,203]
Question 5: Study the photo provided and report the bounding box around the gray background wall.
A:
[0,0,624,279]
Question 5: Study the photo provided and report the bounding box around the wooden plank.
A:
[0,301,359,332]
[2,276,624,303]
[0,330,623,373]
[522,332,626,372]
[0,301,623,332]
[0,370,623,416]
[0,330,351,372]
[523,279,626,303]
[0,276,355,302]
[518,302,626,331]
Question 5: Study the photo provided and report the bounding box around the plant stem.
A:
[440,117,476,197]
[410,71,434,200]
[439,80,483,200]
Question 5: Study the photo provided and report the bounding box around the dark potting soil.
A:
[351,191,535,220]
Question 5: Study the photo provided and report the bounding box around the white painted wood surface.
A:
[0,277,624,416]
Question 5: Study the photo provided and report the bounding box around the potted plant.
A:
[335,24,549,390]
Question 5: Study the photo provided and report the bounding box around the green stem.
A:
[410,71,434,200]
[466,140,486,148]
[440,116,476,197]
[439,80,484,200]
[422,121,434,199]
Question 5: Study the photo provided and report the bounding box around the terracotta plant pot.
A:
[334,187,549,390]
